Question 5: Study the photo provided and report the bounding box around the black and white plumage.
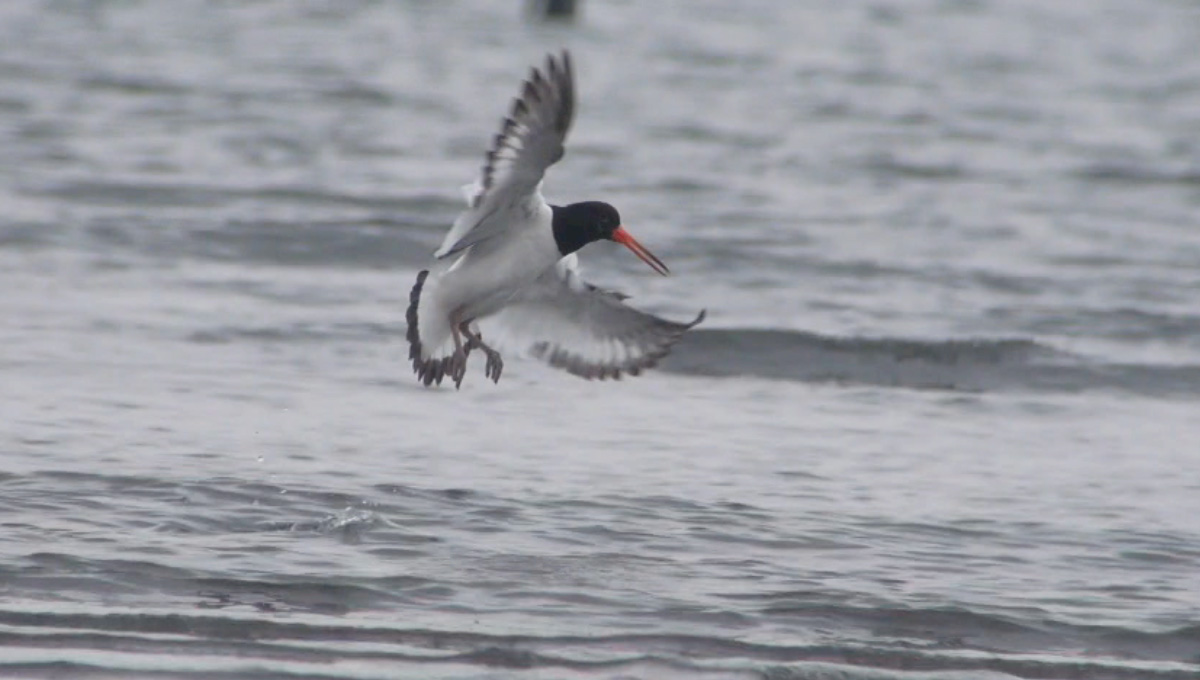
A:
[406,51,704,388]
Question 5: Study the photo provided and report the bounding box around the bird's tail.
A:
[406,270,456,386]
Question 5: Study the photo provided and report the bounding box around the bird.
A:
[406,51,704,389]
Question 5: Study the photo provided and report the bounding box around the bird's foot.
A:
[447,348,469,389]
[481,346,503,383]
[462,326,504,384]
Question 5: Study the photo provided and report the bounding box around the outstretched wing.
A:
[435,51,575,259]
[485,256,705,380]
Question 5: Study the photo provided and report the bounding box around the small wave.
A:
[27,179,457,213]
[861,152,969,182]
[70,213,440,268]
[1074,163,1200,187]
[80,73,193,96]
[663,328,1050,387]
[999,306,1200,345]
[0,608,1194,679]
[663,328,1200,397]
[187,321,400,345]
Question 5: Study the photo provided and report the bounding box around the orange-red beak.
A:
[612,226,670,276]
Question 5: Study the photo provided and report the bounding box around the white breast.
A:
[433,202,561,322]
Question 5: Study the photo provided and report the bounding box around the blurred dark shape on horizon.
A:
[527,0,580,22]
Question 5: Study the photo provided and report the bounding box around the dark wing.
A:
[435,51,575,259]
[485,256,705,379]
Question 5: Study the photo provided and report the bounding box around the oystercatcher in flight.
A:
[407,51,704,388]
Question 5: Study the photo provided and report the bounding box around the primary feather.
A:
[484,255,706,380]
[435,52,574,259]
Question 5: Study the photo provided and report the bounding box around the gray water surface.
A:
[2,1,1200,678]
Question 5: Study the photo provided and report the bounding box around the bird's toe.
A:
[448,350,469,389]
[484,349,504,383]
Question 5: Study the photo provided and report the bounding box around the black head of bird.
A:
[551,201,670,275]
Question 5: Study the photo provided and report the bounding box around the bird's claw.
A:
[483,348,503,383]
[448,349,468,389]
[462,326,503,384]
